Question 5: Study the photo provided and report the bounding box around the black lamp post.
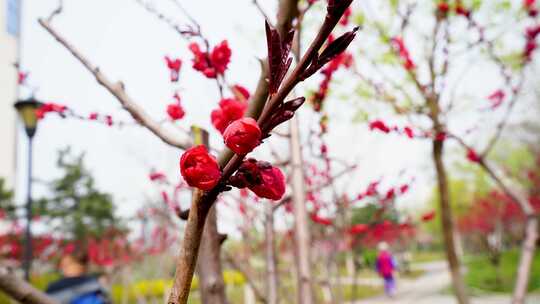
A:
[14,98,41,281]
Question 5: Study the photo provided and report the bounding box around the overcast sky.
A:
[14,0,535,236]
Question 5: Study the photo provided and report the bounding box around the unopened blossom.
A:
[421,210,436,222]
[149,172,167,182]
[369,120,391,133]
[89,112,99,120]
[211,98,247,133]
[487,90,505,109]
[167,103,185,121]
[466,148,481,163]
[232,84,250,101]
[249,165,286,200]
[165,56,182,82]
[223,117,261,154]
[210,40,232,75]
[348,224,369,235]
[403,126,414,138]
[310,213,333,226]
[36,103,67,119]
[180,145,222,191]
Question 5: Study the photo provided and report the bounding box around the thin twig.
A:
[38,19,192,150]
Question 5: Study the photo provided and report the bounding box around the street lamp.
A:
[14,98,41,281]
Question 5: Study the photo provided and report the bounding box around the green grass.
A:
[465,250,540,293]
[411,250,445,263]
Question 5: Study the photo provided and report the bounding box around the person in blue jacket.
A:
[46,249,110,304]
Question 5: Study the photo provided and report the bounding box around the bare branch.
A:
[38,19,192,150]
[0,267,59,304]
[223,251,267,303]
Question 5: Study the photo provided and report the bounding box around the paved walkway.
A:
[352,261,540,304]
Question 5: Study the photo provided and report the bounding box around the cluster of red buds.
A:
[524,24,540,61]
[355,180,410,203]
[391,37,415,71]
[36,102,67,119]
[36,102,131,127]
[177,0,357,203]
[436,1,470,18]
[368,119,451,142]
[189,40,231,78]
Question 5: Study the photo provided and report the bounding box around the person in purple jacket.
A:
[376,242,397,297]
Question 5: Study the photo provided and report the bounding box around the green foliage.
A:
[0,178,15,218]
[351,203,399,225]
[465,250,540,292]
[35,148,122,242]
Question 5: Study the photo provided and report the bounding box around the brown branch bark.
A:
[429,96,469,304]
[0,267,59,304]
[289,116,314,304]
[432,137,470,304]
[38,19,192,150]
[197,205,228,304]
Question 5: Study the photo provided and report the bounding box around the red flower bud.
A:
[223,117,261,154]
[466,148,481,163]
[167,103,185,121]
[339,7,352,26]
[403,126,414,138]
[310,213,333,226]
[232,84,250,102]
[211,98,247,133]
[487,90,505,109]
[399,184,409,194]
[434,131,447,141]
[89,112,99,120]
[348,224,369,234]
[165,56,182,82]
[210,40,232,75]
[455,5,470,18]
[149,172,167,182]
[180,145,222,191]
[421,210,436,222]
[369,120,391,133]
[249,165,286,200]
[36,102,67,119]
[437,2,450,14]
[105,115,113,126]
[18,71,28,85]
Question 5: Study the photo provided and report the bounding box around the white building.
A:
[0,0,20,187]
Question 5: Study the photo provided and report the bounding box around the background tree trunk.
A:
[290,116,314,304]
[432,138,470,304]
[512,215,538,304]
[265,203,279,304]
[197,205,228,304]
[193,127,228,304]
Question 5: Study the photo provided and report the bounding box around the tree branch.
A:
[38,19,192,150]
[223,251,267,303]
[0,267,59,304]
